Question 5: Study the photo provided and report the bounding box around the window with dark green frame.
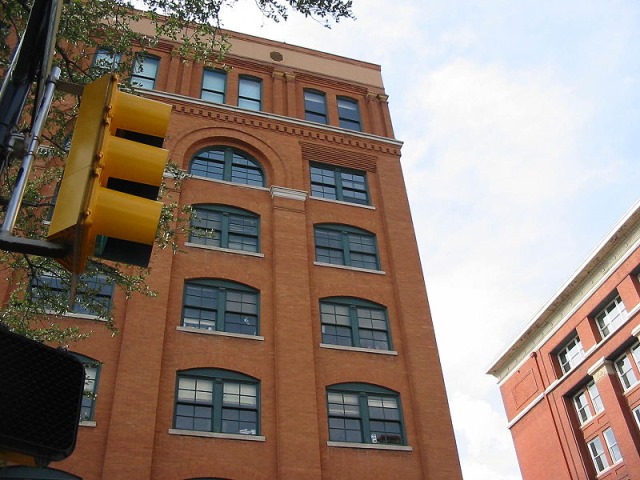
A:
[238,76,262,111]
[190,205,259,253]
[182,279,259,336]
[310,162,369,205]
[201,69,226,103]
[30,270,114,317]
[174,368,260,436]
[71,353,101,422]
[320,297,391,351]
[327,383,405,445]
[304,89,328,124]
[190,147,265,187]
[314,224,379,270]
[337,97,361,131]
[131,54,159,89]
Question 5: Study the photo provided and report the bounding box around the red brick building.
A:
[488,200,640,479]
[0,27,462,480]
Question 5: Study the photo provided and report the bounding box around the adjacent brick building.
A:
[0,25,462,480]
[488,200,640,479]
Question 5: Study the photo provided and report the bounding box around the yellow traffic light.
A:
[48,73,171,274]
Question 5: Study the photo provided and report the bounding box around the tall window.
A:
[190,147,265,187]
[131,54,159,89]
[633,405,640,428]
[304,89,328,124]
[93,47,121,71]
[189,205,259,253]
[557,334,584,374]
[182,279,259,336]
[314,224,379,270]
[31,270,114,317]
[72,353,101,422]
[174,369,259,436]
[238,76,262,111]
[201,69,226,103]
[595,295,627,338]
[337,97,361,131]
[572,381,603,425]
[588,436,609,474]
[614,343,640,390]
[320,298,391,351]
[310,163,369,205]
[603,428,622,464]
[327,383,405,445]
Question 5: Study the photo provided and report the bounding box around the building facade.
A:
[488,200,640,480]
[0,26,462,480]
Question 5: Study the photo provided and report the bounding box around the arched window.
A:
[174,368,260,436]
[189,204,259,253]
[320,297,391,351]
[326,383,405,445]
[314,224,379,270]
[182,279,259,336]
[190,147,265,187]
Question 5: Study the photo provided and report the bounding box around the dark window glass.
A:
[190,147,265,187]
[190,205,259,253]
[238,76,262,111]
[131,55,159,89]
[321,298,391,350]
[202,69,226,103]
[30,270,114,316]
[304,90,327,124]
[327,384,404,445]
[174,369,259,436]
[310,163,369,205]
[182,280,259,336]
[314,225,379,270]
[337,97,361,131]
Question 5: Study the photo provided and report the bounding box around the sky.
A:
[221,1,640,478]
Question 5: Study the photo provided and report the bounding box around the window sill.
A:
[188,174,270,192]
[44,310,107,322]
[79,421,96,428]
[596,459,623,477]
[177,326,264,341]
[320,343,397,356]
[168,429,265,442]
[185,242,264,258]
[310,196,376,210]
[327,441,412,452]
[314,262,385,275]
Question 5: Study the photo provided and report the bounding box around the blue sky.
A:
[223,1,640,478]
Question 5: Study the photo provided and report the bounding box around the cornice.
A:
[488,199,640,382]
[147,90,403,156]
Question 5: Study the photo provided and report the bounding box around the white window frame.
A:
[573,381,604,425]
[595,295,627,338]
[615,344,640,391]
[633,405,640,429]
[558,335,584,374]
[587,436,609,474]
[587,381,604,414]
[603,428,622,464]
